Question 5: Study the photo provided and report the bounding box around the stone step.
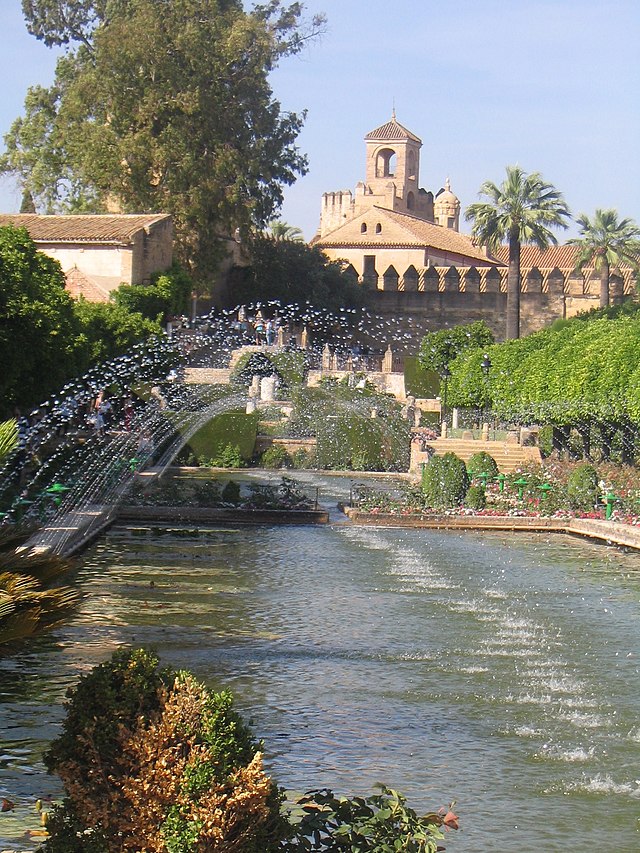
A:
[432,441,541,472]
[413,438,541,474]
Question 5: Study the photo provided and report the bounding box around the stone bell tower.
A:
[318,112,435,236]
[364,109,423,212]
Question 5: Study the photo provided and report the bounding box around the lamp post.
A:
[440,364,451,425]
[480,353,491,435]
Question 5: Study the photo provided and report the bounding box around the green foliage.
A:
[567,463,600,510]
[44,648,169,778]
[6,1,326,287]
[0,225,83,409]
[229,236,369,314]
[403,356,439,398]
[465,165,570,339]
[467,451,499,479]
[447,312,640,434]
[184,411,259,463]
[464,484,487,510]
[538,425,554,457]
[568,208,640,307]
[112,263,192,322]
[73,298,161,363]
[285,383,410,472]
[0,526,78,646]
[418,321,494,374]
[290,447,316,469]
[283,786,449,852]
[43,648,286,853]
[260,444,290,468]
[421,453,470,509]
[188,480,220,506]
[0,419,18,465]
[199,443,245,469]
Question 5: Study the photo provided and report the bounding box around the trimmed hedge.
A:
[184,411,259,462]
[467,451,499,479]
[421,452,469,508]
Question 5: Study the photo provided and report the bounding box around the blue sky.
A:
[1,0,639,241]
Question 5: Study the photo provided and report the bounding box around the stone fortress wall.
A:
[362,262,632,343]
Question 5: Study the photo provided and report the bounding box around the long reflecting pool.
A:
[1,481,639,850]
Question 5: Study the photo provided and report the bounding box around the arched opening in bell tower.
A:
[376,148,396,178]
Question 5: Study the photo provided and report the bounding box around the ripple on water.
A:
[536,744,596,763]
[557,774,640,798]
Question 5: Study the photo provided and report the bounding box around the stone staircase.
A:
[411,438,541,474]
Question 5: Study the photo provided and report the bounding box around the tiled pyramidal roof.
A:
[365,114,421,143]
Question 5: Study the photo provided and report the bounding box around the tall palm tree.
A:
[568,209,640,307]
[466,166,570,339]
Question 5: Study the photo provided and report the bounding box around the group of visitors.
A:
[232,308,279,346]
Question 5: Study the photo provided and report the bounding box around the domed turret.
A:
[434,178,460,230]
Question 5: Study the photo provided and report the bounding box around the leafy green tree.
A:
[112,263,192,323]
[465,166,570,339]
[21,0,107,50]
[73,299,162,363]
[0,225,83,411]
[418,321,494,374]
[568,208,640,307]
[4,1,325,290]
[229,235,369,314]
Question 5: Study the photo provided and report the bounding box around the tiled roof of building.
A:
[0,213,171,244]
[493,244,582,269]
[315,206,501,265]
[494,244,637,271]
[365,115,421,144]
[64,267,112,302]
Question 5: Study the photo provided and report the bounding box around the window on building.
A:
[361,223,367,233]
[406,191,415,210]
[375,223,382,234]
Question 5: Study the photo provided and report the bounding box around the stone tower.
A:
[319,113,439,236]
[433,178,461,231]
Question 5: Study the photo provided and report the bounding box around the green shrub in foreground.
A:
[464,484,487,510]
[567,463,600,510]
[467,451,499,479]
[42,648,455,851]
[422,453,469,508]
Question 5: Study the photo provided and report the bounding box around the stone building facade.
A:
[0,213,173,301]
[313,115,634,344]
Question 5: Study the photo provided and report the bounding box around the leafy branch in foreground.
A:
[41,647,457,851]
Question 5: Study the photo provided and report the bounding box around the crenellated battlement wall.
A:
[354,263,633,345]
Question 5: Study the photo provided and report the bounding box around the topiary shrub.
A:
[464,484,486,510]
[260,444,290,468]
[42,648,286,853]
[567,463,600,511]
[421,453,469,509]
[467,451,498,480]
